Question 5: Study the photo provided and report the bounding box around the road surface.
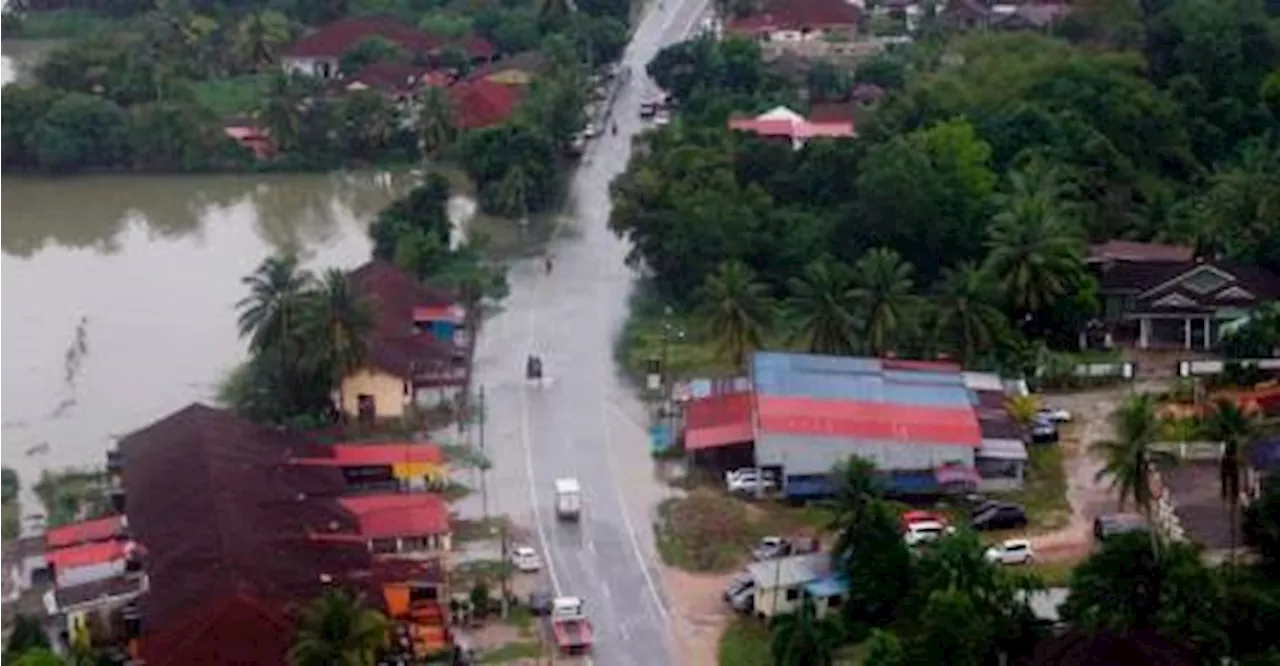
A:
[461,1,713,664]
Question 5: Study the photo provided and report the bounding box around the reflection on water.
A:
[1,171,420,483]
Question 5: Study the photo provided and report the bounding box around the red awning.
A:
[295,443,445,467]
[46,540,127,569]
[685,392,755,451]
[45,515,125,549]
[339,494,449,537]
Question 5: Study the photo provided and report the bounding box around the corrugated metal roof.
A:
[883,384,971,408]
[685,392,755,451]
[804,574,850,598]
[760,433,976,475]
[963,372,1005,392]
[978,438,1028,461]
[882,369,966,386]
[757,396,980,445]
[747,552,830,589]
[883,359,962,373]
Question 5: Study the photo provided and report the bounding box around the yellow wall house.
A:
[342,367,411,422]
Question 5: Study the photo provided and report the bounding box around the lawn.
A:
[994,442,1071,532]
[479,641,544,663]
[189,75,271,117]
[6,9,120,39]
[616,286,733,382]
[1026,557,1082,587]
[717,616,772,666]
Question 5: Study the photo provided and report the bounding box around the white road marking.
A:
[619,620,632,641]
[520,277,561,597]
[601,581,612,600]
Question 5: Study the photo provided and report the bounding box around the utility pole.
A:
[479,385,488,523]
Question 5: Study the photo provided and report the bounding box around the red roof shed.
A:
[45,515,125,550]
[339,494,450,537]
[685,392,755,451]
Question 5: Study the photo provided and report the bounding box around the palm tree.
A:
[829,456,882,559]
[417,86,457,161]
[288,589,390,666]
[1092,394,1177,535]
[1202,398,1259,574]
[237,255,314,408]
[260,73,307,153]
[983,186,1086,320]
[698,260,774,370]
[496,164,533,221]
[787,257,858,355]
[850,248,919,357]
[933,262,1006,363]
[769,596,842,666]
[302,269,373,416]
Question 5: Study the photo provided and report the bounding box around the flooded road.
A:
[1,172,423,482]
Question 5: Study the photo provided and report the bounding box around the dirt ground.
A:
[663,567,734,666]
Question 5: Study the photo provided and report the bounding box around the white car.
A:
[1036,407,1072,423]
[510,546,543,572]
[653,111,671,126]
[985,539,1035,565]
[903,520,953,547]
[725,469,776,494]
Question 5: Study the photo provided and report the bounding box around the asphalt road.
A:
[461,2,712,664]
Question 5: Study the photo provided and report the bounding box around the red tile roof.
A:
[118,404,373,627]
[296,442,445,466]
[46,540,128,569]
[285,16,494,61]
[347,261,464,379]
[140,593,295,666]
[45,515,125,550]
[1088,240,1195,263]
[728,109,855,140]
[757,396,981,445]
[450,78,522,129]
[685,392,755,451]
[340,493,450,537]
[726,0,861,34]
[347,62,451,94]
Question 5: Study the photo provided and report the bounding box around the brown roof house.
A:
[282,15,496,79]
[725,0,861,43]
[343,261,472,423]
[1088,242,1280,350]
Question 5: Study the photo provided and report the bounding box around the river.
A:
[1,44,477,487]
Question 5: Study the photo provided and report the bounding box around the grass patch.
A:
[507,605,535,638]
[994,443,1070,532]
[452,559,514,589]
[1026,557,1081,587]
[479,641,544,663]
[717,616,772,666]
[616,285,733,382]
[4,9,120,39]
[453,516,511,543]
[655,490,756,572]
[2,500,19,540]
[189,75,270,117]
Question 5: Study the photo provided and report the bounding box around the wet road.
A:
[465,2,711,664]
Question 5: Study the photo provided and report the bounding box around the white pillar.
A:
[1203,318,1211,349]
[1139,318,1151,349]
[1184,318,1192,350]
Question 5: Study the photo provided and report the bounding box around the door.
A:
[357,394,376,425]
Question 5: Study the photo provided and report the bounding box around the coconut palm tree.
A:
[496,164,533,221]
[237,255,314,408]
[850,247,919,357]
[1202,398,1260,574]
[302,269,373,415]
[933,261,1006,363]
[769,595,843,666]
[288,589,390,666]
[417,86,457,161]
[828,456,882,556]
[983,187,1086,320]
[260,73,308,153]
[1092,394,1177,535]
[698,260,774,371]
[787,257,858,355]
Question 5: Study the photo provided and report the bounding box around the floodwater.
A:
[1,172,421,482]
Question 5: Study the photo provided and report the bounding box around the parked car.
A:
[1094,513,1148,541]
[751,536,792,561]
[1037,407,1073,423]
[971,503,1029,531]
[722,572,753,602]
[726,469,777,494]
[510,546,543,572]
[529,591,554,616]
[904,520,953,546]
[968,499,1002,518]
[1030,417,1059,444]
[901,510,948,530]
[985,538,1035,565]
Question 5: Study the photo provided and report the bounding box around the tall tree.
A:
[769,596,843,666]
[495,163,533,220]
[1091,394,1177,533]
[1202,398,1259,575]
[288,589,390,666]
[932,261,1006,363]
[302,269,373,416]
[698,260,773,370]
[850,248,919,357]
[787,257,858,355]
[829,458,912,627]
[417,86,457,161]
[236,255,314,409]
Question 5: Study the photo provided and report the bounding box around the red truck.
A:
[550,596,593,654]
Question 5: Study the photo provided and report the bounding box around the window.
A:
[785,588,800,602]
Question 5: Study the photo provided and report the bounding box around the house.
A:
[728,106,856,150]
[333,493,452,557]
[725,0,861,43]
[344,62,452,100]
[684,352,1028,497]
[344,261,472,422]
[449,77,524,129]
[745,552,835,618]
[465,50,545,87]
[942,0,1070,31]
[282,16,496,79]
[1087,242,1280,350]
[292,441,449,492]
[222,117,274,160]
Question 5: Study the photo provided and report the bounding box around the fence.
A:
[1150,441,1225,461]
[1178,357,1280,377]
